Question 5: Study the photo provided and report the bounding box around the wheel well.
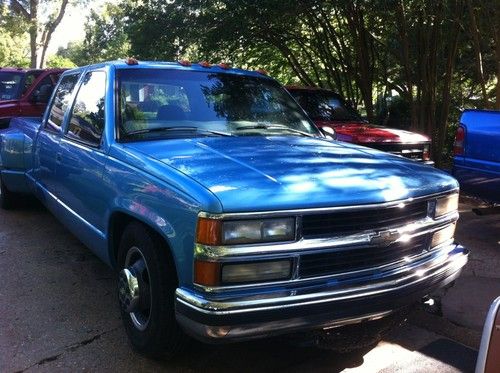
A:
[109,212,177,274]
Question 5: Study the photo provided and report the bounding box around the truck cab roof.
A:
[62,60,272,79]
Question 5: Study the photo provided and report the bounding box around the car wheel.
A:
[117,222,188,359]
[0,175,16,210]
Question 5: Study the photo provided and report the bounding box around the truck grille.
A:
[299,235,430,278]
[368,143,429,161]
[301,200,428,238]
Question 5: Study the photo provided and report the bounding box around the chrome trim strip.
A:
[475,296,500,373]
[177,245,468,315]
[195,212,458,259]
[198,190,458,219]
[195,238,456,293]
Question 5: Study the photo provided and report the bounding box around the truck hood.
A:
[315,120,429,144]
[123,136,457,212]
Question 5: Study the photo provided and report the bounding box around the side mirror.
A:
[31,84,53,104]
[320,126,337,140]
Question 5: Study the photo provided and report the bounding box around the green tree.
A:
[45,54,76,67]
[57,2,130,66]
[123,0,499,165]
[0,4,30,66]
[7,0,87,67]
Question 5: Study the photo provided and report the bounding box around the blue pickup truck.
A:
[452,109,500,203]
[0,60,468,358]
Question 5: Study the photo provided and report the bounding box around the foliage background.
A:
[1,0,498,165]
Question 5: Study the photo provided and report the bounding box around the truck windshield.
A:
[0,71,24,101]
[290,90,363,122]
[118,69,320,140]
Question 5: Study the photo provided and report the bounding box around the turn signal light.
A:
[194,260,221,286]
[422,144,430,161]
[196,218,222,245]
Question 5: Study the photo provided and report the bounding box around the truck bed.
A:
[452,110,500,203]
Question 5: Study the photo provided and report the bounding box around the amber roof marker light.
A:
[218,62,231,69]
[198,61,212,68]
[125,57,139,65]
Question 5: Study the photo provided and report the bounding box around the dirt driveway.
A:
[1,197,497,372]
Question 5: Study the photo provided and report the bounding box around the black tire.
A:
[0,175,16,210]
[117,221,189,359]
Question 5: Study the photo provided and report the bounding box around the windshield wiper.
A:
[234,123,316,138]
[124,126,233,138]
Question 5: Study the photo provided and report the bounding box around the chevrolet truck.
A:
[0,60,468,358]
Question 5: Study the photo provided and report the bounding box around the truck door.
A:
[56,70,108,235]
[34,73,80,197]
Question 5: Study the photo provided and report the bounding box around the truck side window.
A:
[21,71,41,96]
[47,74,80,131]
[66,71,105,146]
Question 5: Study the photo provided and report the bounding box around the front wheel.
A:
[117,222,188,359]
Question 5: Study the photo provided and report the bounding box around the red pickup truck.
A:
[0,67,65,129]
[287,86,433,164]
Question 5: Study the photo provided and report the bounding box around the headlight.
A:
[434,193,459,218]
[221,260,292,284]
[431,224,456,248]
[196,217,296,245]
[194,259,292,286]
[222,218,295,244]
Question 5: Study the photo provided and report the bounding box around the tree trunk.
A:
[467,0,489,108]
[29,0,38,68]
[39,0,70,67]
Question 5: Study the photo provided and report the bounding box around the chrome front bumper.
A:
[175,243,468,343]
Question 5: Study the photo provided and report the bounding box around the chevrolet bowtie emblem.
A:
[370,231,400,247]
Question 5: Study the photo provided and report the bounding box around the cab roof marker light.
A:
[256,68,268,75]
[125,57,139,65]
[198,61,212,68]
[178,60,192,67]
[218,62,231,69]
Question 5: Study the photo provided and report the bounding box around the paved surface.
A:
[441,197,500,332]
[0,197,497,372]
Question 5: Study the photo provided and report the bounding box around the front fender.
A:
[103,157,217,288]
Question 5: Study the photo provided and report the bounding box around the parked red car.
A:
[0,67,65,128]
[287,86,433,164]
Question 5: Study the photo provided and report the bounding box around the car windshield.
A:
[290,90,363,122]
[0,71,24,101]
[118,69,320,140]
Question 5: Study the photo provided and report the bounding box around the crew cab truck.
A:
[452,109,500,203]
[0,67,65,129]
[0,60,468,358]
[287,86,433,164]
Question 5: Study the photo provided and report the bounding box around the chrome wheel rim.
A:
[118,246,152,331]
